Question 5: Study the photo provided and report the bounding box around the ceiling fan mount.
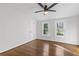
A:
[44,5,47,11]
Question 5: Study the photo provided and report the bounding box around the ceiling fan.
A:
[35,3,58,15]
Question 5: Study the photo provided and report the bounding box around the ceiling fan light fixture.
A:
[44,11,48,15]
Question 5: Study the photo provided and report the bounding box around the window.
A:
[43,23,48,35]
[55,20,64,37]
[42,22,49,36]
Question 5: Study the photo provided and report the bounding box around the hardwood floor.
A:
[0,39,79,56]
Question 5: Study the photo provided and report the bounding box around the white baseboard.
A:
[0,39,35,53]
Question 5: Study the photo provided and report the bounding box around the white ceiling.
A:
[32,3,79,20]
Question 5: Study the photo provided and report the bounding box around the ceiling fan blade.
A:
[35,10,44,13]
[38,3,44,8]
[48,10,56,12]
[47,3,58,10]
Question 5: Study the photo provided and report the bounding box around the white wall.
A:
[0,4,36,53]
[36,3,79,45]
[36,15,79,45]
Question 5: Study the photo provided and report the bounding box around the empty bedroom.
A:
[0,3,79,56]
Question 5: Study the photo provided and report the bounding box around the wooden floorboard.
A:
[0,39,79,56]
